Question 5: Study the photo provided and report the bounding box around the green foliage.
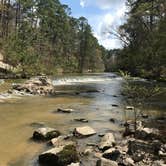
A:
[119,70,131,79]
[0,0,106,75]
[123,83,162,104]
[105,0,166,80]
[122,79,163,132]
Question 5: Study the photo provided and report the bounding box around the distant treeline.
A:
[0,0,105,75]
[104,0,166,81]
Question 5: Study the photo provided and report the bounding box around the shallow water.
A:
[0,73,165,166]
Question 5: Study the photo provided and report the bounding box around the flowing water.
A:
[0,73,165,166]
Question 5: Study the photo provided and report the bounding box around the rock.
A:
[160,144,166,153]
[33,127,60,140]
[128,139,161,155]
[123,120,143,136]
[12,76,54,95]
[67,163,80,166]
[135,127,160,140]
[98,133,105,137]
[86,143,98,146]
[125,106,134,110]
[132,151,144,162]
[112,104,119,107]
[115,145,128,155]
[153,160,166,166]
[94,152,103,158]
[63,134,74,140]
[51,136,75,147]
[159,150,166,158]
[0,99,4,103]
[57,108,75,113]
[142,114,148,119]
[109,118,116,123]
[99,133,116,151]
[73,126,96,137]
[96,157,118,166]
[156,117,166,123]
[39,144,79,166]
[30,122,45,128]
[102,148,121,161]
[74,118,88,123]
[123,157,135,166]
[83,147,93,156]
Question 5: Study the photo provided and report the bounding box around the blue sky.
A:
[60,0,126,49]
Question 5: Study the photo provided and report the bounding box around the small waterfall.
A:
[52,74,122,86]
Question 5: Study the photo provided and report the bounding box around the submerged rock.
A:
[39,144,79,166]
[109,118,116,123]
[112,104,119,107]
[73,126,96,137]
[74,118,88,123]
[29,122,45,128]
[33,127,60,141]
[57,108,75,113]
[99,133,116,151]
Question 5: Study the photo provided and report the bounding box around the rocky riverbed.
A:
[0,74,165,166]
[30,118,166,166]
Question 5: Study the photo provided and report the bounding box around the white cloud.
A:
[80,0,86,8]
[80,0,125,10]
[79,0,126,49]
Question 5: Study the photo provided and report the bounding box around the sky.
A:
[60,0,126,50]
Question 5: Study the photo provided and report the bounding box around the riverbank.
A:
[0,74,165,166]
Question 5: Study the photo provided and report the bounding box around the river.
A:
[0,73,165,166]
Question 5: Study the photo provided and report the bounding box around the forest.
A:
[0,0,105,75]
[105,0,166,81]
[0,0,165,80]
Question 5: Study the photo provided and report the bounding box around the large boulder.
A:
[39,144,79,166]
[99,133,116,151]
[73,126,96,137]
[96,157,118,166]
[33,127,60,141]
